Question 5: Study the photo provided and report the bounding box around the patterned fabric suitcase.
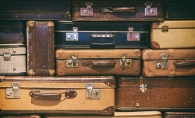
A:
[151,20,195,49]
[0,115,41,118]
[164,112,195,118]
[0,76,115,115]
[71,0,165,21]
[142,49,195,77]
[26,21,55,76]
[55,21,150,49]
[56,49,141,76]
[115,77,195,111]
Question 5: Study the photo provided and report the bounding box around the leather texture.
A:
[1,115,41,118]
[164,112,195,118]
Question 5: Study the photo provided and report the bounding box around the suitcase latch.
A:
[140,84,147,92]
[3,52,11,61]
[162,25,168,32]
[154,53,169,70]
[80,2,93,16]
[120,54,132,67]
[145,2,157,16]
[66,27,79,41]
[66,54,78,68]
[86,83,100,100]
[6,82,20,99]
[127,27,140,41]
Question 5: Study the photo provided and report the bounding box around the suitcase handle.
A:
[82,60,116,67]
[29,89,77,101]
[101,7,135,13]
[90,34,115,46]
[174,60,195,67]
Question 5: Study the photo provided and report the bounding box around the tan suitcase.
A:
[0,76,115,115]
[151,20,195,49]
[0,115,41,118]
[56,49,141,76]
[142,49,195,77]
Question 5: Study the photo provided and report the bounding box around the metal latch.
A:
[140,84,147,92]
[120,54,132,67]
[162,25,168,32]
[66,54,78,68]
[80,2,94,16]
[154,53,169,69]
[3,52,11,61]
[127,27,140,41]
[66,27,79,41]
[86,83,100,100]
[6,82,20,99]
[145,2,157,16]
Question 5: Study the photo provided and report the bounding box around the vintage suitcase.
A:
[166,0,195,19]
[44,111,162,118]
[164,112,195,118]
[26,21,55,76]
[56,49,141,76]
[115,77,195,111]
[0,76,115,115]
[0,21,24,44]
[0,45,26,75]
[0,115,41,118]
[55,21,150,49]
[71,0,165,21]
[142,49,195,77]
[0,0,71,20]
[151,20,195,49]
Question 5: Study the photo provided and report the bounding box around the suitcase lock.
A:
[120,54,132,67]
[80,2,93,16]
[154,53,169,69]
[3,52,11,61]
[86,83,100,100]
[66,27,79,41]
[140,84,147,92]
[66,54,78,68]
[6,82,20,99]
[127,27,140,41]
[145,2,157,16]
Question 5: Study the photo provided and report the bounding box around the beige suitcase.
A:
[0,115,41,118]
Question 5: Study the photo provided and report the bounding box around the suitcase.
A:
[164,112,195,118]
[166,0,195,19]
[0,21,24,44]
[0,45,26,75]
[115,76,195,111]
[151,20,195,49]
[0,0,70,20]
[26,21,55,76]
[55,21,150,49]
[44,111,162,118]
[0,76,115,115]
[71,0,165,21]
[56,49,141,76]
[0,115,41,118]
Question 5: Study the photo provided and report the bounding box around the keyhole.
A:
[157,62,161,68]
[83,10,88,14]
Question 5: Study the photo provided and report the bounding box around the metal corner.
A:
[48,21,54,27]
[49,69,55,76]
[26,21,35,27]
[27,69,35,76]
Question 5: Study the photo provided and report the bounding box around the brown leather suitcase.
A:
[142,49,195,77]
[0,115,41,118]
[56,49,141,76]
[26,21,55,76]
[115,76,195,111]
[164,112,195,118]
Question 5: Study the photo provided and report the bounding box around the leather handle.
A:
[90,34,115,46]
[174,60,195,67]
[101,7,135,13]
[82,60,116,67]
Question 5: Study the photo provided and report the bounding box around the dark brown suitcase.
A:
[26,21,55,76]
[0,115,41,118]
[115,77,195,111]
[164,112,195,118]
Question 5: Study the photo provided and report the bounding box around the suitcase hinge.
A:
[6,82,20,99]
[66,27,79,41]
[120,54,132,67]
[127,27,140,41]
[80,2,94,16]
[66,54,78,68]
[154,53,169,70]
[140,84,147,93]
[145,2,157,16]
[3,52,11,61]
[86,83,100,100]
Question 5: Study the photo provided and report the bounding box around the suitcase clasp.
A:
[80,2,93,16]
[154,53,169,69]
[145,2,157,16]
[86,83,100,100]
[140,84,147,93]
[3,52,11,61]
[120,54,132,67]
[127,27,140,41]
[66,54,78,68]
[66,27,79,41]
[6,82,20,99]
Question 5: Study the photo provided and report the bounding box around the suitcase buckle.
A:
[6,82,20,99]
[65,54,78,68]
[127,27,140,41]
[3,52,11,61]
[80,2,93,16]
[154,53,169,69]
[144,2,157,16]
[86,83,100,100]
[120,54,132,67]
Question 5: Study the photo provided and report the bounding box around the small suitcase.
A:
[56,49,141,76]
[26,21,55,76]
[115,77,195,111]
[71,0,165,21]
[142,49,195,77]
[0,76,115,115]
[55,21,150,49]
[0,45,26,75]
[0,21,24,44]
[164,112,195,118]
[151,20,195,49]
[0,115,41,118]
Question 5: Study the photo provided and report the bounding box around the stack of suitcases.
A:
[0,0,195,118]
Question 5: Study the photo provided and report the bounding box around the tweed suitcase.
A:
[56,49,141,76]
[0,76,115,115]
[164,112,195,118]
[71,0,165,21]
[115,77,195,111]
[0,115,41,118]
[26,21,55,76]
[151,20,195,49]
[55,21,150,49]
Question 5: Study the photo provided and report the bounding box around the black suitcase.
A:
[55,21,150,49]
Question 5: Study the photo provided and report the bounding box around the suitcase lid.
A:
[114,111,162,116]
[0,46,26,55]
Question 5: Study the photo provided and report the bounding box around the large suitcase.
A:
[0,115,41,118]
[26,21,55,76]
[0,76,115,115]
[55,21,150,49]
[142,49,195,77]
[115,77,195,111]
[151,20,195,49]
[56,49,141,76]
[164,112,195,118]
[0,45,26,75]
[71,0,165,21]
[0,0,70,20]
[0,21,24,44]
